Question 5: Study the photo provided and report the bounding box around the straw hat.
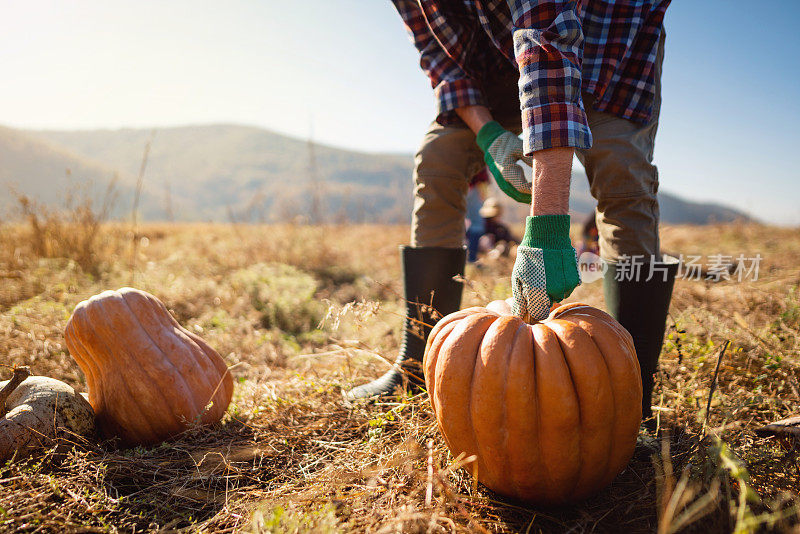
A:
[479,197,502,218]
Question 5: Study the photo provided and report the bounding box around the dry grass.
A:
[0,218,799,533]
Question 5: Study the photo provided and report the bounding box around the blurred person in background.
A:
[576,213,600,257]
[478,197,519,260]
[348,0,675,426]
[465,167,491,263]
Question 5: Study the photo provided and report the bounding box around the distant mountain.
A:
[29,124,413,223]
[0,126,144,217]
[1,124,752,225]
[564,172,752,225]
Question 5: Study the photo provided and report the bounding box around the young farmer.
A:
[348,0,676,423]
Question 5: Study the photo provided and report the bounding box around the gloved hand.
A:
[512,215,580,322]
[476,121,532,203]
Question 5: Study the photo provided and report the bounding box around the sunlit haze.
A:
[1,1,798,224]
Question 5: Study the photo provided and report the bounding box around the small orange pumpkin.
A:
[65,287,233,446]
[424,301,641,504]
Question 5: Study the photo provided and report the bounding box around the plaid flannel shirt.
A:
[392,0,670,155]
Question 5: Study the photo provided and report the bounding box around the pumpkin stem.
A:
[0,366,30,416]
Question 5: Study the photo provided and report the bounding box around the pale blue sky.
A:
[1,1,798,224]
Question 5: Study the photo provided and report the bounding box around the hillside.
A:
[0,127,145,218]
[0,124,753,224]
[30,125,413,223]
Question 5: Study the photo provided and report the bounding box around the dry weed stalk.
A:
[703,340,731,436]
[129,130,155,285]
[655,431,720,534]
[320,298,382,332]
[9,175,117,275]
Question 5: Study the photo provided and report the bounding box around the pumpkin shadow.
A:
[91,418,274,529]
[0,419,268,531]
[481,424,733,534]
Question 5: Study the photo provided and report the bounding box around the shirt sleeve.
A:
[392,0,486,124]
[507,1,592,154]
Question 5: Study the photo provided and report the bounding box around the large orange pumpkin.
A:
[423,301,641,504]
[65,287,233,446]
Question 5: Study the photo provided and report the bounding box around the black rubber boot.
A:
[603,257,678,425]
[346,246,465,400]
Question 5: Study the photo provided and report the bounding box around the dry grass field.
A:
[1,216,799,533]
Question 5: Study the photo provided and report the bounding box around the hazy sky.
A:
[1,1,798,224]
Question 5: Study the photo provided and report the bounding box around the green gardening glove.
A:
[476,121,533,203]
[512,215,581,322]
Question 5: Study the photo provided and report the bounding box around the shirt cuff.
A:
[521,101,593,155]
[434,78,486,125]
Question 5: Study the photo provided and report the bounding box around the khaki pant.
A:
[411,33,665,263]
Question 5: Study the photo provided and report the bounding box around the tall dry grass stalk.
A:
[655,431,720,534]
[129,130,155,285]
[9,173,117,275]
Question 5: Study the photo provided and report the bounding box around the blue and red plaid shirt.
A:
[392,0,670,155]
